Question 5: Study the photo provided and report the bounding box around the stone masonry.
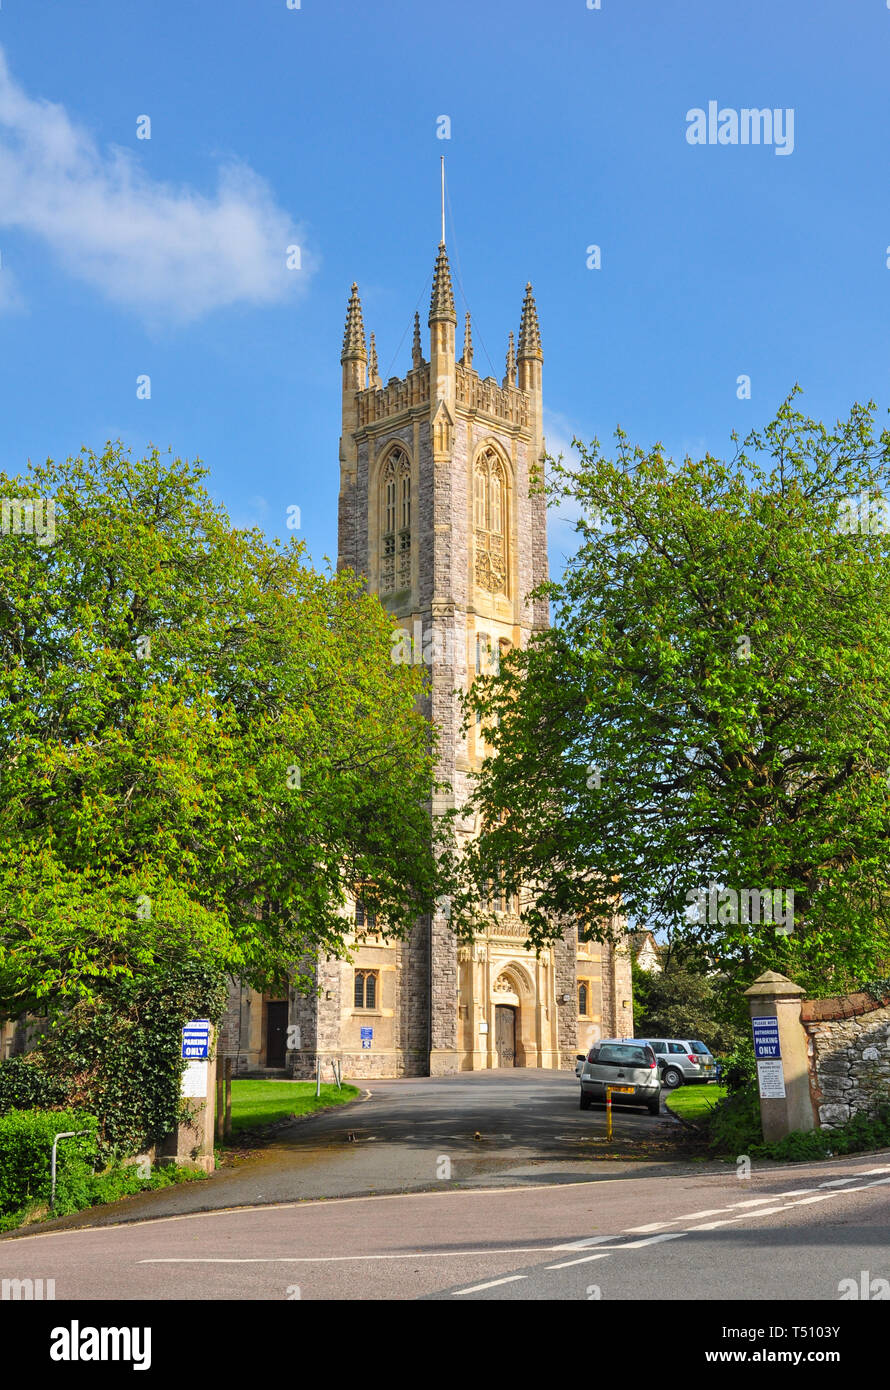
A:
[802,990,890,1129]
[221,240,634,1078]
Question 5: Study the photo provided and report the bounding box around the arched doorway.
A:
[494,1004,517,1067]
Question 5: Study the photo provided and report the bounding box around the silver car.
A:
[637,1038,717,1088]
[578,1039,662,1115]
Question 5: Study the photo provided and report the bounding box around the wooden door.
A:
[495,1005,516,1067]
[265,1000,288,1067]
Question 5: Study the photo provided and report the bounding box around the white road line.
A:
[545,1253,612,1270]
[626,1197,782,1231]
[551,1235,624,1251]
[139,1246,557,1266]
[452,1275,527,1295]
[688,1181,890,1231]
[614,1232,689,1249]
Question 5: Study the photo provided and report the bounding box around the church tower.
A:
[217,237,634,1079]
[335,241,606,1077]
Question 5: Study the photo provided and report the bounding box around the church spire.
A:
[412,311,424,370]
[429,242,457,325]
[517,281,543,361]
[460,311,474,369]
[503,330,516,388]
[341,282,367,364]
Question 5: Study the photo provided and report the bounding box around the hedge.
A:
[0,1108,98,1219]
[0,1056,69,1115]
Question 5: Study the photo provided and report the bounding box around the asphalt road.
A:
[2,1153,888,1302]
[16,1070,689,1230]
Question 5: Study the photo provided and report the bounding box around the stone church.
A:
[220,241,632,1079]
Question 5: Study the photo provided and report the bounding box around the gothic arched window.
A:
[380,447,411,594]
[473,447,509,594]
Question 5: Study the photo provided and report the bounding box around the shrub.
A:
[38,960,228,1158]
[705,1086,890,1162]
[707,1082,762,1154]
[0,1108,98,1219]
[719,1040,757,1095]
[0,1056,69,1115]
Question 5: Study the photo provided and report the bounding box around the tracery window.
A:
[354,970,378,1010]
[380,448,412,594]
[473,447,508,594]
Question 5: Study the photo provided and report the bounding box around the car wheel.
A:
[647,1097,661,1116]
[662,1066,683,1089]
[579,1091,592,1110]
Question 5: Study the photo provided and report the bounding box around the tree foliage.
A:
[0,444,446,1019]
[458,393,890,994]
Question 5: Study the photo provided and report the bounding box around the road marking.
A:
[612,1232,689,1249]
[140,1246,560,1266]
[687,1180,890,1231]
[626,1197,778,1231]
[551,1235,624,1251]
[545,1253,612,1270]
[7,1159,890,1247]
[452,1275,527,1295]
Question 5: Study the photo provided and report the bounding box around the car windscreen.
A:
[594,1045,650,1065]
[689,1041,711,1054]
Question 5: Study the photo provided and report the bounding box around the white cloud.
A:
[0,48,311,324]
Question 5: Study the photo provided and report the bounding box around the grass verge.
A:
[222,1079,360,1138]
[0,1162,206,1233]
[665,1083,727,1122]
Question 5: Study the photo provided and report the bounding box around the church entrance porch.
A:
[495,1004,516,1067]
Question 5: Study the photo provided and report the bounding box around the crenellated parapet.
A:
[456,365,530,430]
[356,365,431,426]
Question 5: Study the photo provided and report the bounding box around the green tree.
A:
[632,957,742,1054]
[0,444,446,1020]
[457,393,890,995]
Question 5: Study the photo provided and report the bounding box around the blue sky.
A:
[0,0,888,578]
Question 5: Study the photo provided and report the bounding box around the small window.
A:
[355,898,376,930]
[668,1042,686,1054]
[354,970,378,1010]
[578,982,590,1017]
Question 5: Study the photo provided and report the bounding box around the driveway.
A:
[9,1070,693,1235]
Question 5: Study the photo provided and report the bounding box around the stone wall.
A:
[801,990,890,1129]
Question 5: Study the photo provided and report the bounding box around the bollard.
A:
[51,1130,90,1210]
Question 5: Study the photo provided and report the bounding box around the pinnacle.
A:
[368,331,381,387]
[461,311,474,368]
[502,330,516,388]
[341,282,367,363]
[518,281,543,360]
[429,241,457,325]
[412,311,425,369]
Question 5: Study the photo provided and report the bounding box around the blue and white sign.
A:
[752,1016,781,1059]
[360,1026,373,1050]
[752,1016,785,1099]
[182,1019,211,1060]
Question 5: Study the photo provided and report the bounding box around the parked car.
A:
[635,1038,717,1088]
[578,1039,661,1115]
